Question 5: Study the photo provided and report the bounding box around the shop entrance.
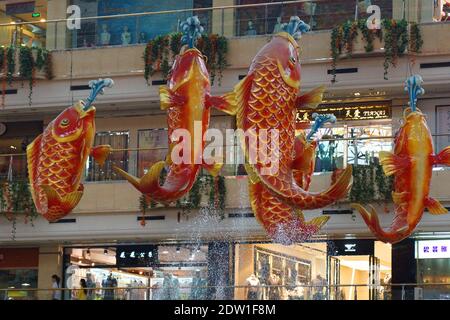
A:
[327,240,392,300]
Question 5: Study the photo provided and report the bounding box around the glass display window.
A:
[85,131,129,181]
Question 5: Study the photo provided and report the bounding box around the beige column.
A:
[46,0,70,50]
[37,245,63,300]
[212,0,235,37]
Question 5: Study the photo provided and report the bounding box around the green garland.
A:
[330,19,422,82]
[409,22,423,54]
[349,163,393,203]
[143,33,228,85]
[6,46,15,86]
[139,173,227,224]
[0,180,38,239]
[19,46,34,106]
[382,19,408,80]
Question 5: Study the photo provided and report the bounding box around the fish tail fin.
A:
[113,165,143,191]
[425,197,448,215]
[434,146,450,166]
[350,203,408,244]
[320,164,353,202]
[41,185,83,222]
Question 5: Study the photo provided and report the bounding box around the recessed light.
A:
[354,92,361,96]
[162,250,169,255]
[40,18,46,23]
[91,263,95,267]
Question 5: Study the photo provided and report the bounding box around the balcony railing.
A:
[0,0,439,51]
[0,283,449,300]
[2,134,450,182]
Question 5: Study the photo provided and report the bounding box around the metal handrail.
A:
[2,133,450,158]
[0,0,328,27]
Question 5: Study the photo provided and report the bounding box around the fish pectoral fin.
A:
[294,209,305,222]
[159,86,185,110]
[202,162,224,177]
[91,145,112,167]
[379,151,410,176]
[206,92,238,115]
[434,146,450,166]
[425,197,448,215]
[41,185,83,210]
[296,85,326,109]
[392,191,410,206]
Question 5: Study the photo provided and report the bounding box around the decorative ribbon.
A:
[281,16,311,39]
[180,16,204,49]
[307,113,337,141]
[404,74,425,112]
[83,78,114,111]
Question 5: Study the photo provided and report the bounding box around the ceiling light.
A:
[10,21,16,25]
[22,283,30,287]
[104,249,108,255]
[139,271,143,275]
[162,250,169,255]
[354,92,361,96]
[91,263,95,267]
[39,19,46,23]
[176,247,180,253]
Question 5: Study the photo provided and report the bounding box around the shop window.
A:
[235,0,393,36]
[0,269,38,300]
[63,244,209,300]
[85,131,129,181]
[137,129,168,177]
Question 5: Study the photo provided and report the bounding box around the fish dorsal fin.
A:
[234,74,255,128]
[26,134,43,192]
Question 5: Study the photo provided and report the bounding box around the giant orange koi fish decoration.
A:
[352,75,450,243]
[219,17,353,243]
[114,16,229,203]
[27,79,114,222]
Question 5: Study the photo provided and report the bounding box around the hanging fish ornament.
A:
[114,16,232,204]
[218,17,353,243]
[27,78,114,222]
[352,75,450,243]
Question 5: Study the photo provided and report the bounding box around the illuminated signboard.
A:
[297,102,392,122]
[415,240,450,259]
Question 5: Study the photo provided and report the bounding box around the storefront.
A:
[415,239,450,299]
[62,242,229,300]
[0,248,39,300]
[296,101,393,171]
[234,239,391,300]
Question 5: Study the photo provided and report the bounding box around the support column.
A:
[391,238,416,300]
[37,245,63,300]
[212,0,235,37]
[207,242,233,299]
[46,0,70,50]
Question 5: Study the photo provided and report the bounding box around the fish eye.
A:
[289,56,296,64]
[60,119,70,127]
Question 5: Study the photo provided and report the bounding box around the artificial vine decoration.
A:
[358,19,382,53]
[330,19,422,82]
[409,23,423,54]
[143,33,228,85]
[138,173,227,225]
[349,163,393,204]
[382,19,408,80]
[0,47,53,108]
[0,180,38,239]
